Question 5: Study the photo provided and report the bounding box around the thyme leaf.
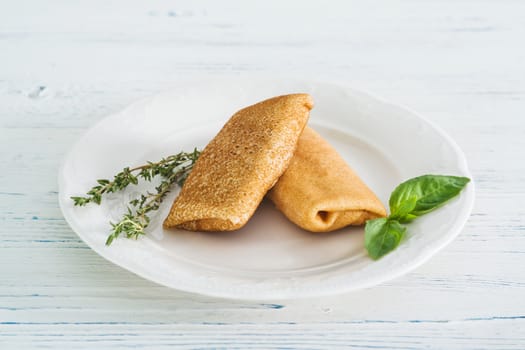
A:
[71,149,200,245]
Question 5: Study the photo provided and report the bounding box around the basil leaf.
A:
[365,218,406,260]
[390,195,417,221]
[389,175,470,221]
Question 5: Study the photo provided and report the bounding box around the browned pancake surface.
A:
[164,94,314,231]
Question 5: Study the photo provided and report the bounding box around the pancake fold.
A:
[268,127,387,232]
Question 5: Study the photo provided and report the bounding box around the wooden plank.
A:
[1,0,524,348]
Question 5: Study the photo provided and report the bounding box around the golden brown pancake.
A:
[163,94,314,231]
[268,127,387,232]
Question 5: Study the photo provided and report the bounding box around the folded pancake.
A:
[163,94,314,231]
[268,127,387,232]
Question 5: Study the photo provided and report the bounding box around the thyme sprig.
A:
[71,149,200,245]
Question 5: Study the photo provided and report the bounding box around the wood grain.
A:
[1,0,524,348]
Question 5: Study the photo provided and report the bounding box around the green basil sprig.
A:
[365,175,470,260]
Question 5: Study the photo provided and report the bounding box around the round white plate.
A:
[58,78,474,300]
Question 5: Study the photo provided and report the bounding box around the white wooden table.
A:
[1,1,524,348]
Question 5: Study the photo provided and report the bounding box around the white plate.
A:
[58,78,474,300]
